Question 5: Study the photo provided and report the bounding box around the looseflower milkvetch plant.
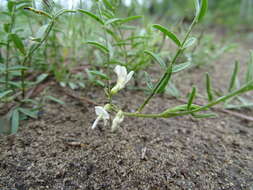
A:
[1,0,252,135]
[91,0,253,132]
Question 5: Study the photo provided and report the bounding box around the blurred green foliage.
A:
[122,0,253,30]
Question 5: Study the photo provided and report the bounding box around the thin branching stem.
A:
[137,19,197,112]
[125,81,253,118]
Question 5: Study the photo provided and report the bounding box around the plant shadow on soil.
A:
[0,41,253,190]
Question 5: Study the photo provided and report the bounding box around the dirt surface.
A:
[1,39,253,190]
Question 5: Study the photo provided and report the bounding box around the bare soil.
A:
[0,39,253,190]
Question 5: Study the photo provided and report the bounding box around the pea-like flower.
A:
[111,65,134,95]
[111,110,124,132]
[91,105,110,129]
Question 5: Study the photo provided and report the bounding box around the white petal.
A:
[126,71,134,84]
[91,116,101,129]
[95,106,110,119]
[114,65,127,78]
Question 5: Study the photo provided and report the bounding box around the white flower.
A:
[111,65,134,95]
[91,106,110,129]
[111,110,124,132]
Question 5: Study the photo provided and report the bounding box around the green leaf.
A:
[228,61,239,92]
[35,24,49,39]
[4,23,10,33]
[0,90,12,100]
[104,27,120,41]
[101,8,115,19]
[78,82,85,88]
[89,70,109,80]
[9,33,26,55]
[85,41,109,54]
[119,15,142,24]
[172,62,192,73]
[55,9,76,18]
[68,82,79,90]
[187,86,196,110]
[164,104,201,113]
[16,2,31,10]
[245,51,253,83]
[0,65,29,73]
[45,96,65,105]
[165,82,181,98]
[78,9,104,25]
[183,37,197,49]
[144,72,153,90]
[102,0,115,11]
[8,1,15,12]
[36,73,49,84]
[144,50,166,69]
[156,67,173,94]
[94,80,105,87]
[105,18,122,25]
[24,7,52,19]
[206,73,213,102]
[0,41,7,46]
[195,0,208,22]
[194,0,200,18]
[153,24,181,47]
[11,109,19,134]
[18,108,38,119]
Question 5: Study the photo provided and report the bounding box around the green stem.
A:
[137,20,197,112]
[125,82,253,118]
[123,111,163,118]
